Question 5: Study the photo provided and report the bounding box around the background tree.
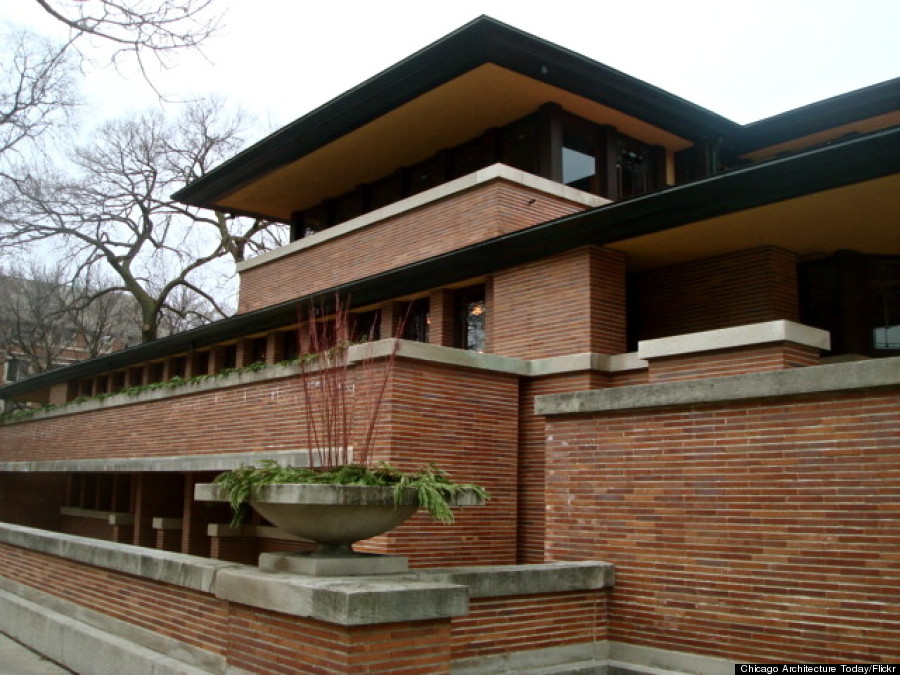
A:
[1,0,220,171]
[0,258,139,380]
[0,98,286,342]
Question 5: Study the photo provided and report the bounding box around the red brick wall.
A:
[518,372,608,563]
[228,605,452,675]
[361,359,520,566]
[648,343,820,382]
[492,246,627,359]
[635,247,799,341]
[1,537,613,673]
[543,388,900,662]
[0,542,231,656]
[0,357,519,567]
[238,179,589,313]
[452,590,608,662]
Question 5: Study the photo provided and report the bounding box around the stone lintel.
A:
[214,567,469,625]
[60,507,134,526]
[151,518,183,531]
[637,320,830,360]
[536,356,900,415]
[206,524,306,542]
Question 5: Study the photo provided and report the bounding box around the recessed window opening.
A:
[403,299,430,344]
[873,258,900,350]
[456,285,486,352]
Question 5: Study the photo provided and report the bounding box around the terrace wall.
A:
[0,352,519,568]
[538,359,900,663]
[237,173,594,313]
[0,525,613,674]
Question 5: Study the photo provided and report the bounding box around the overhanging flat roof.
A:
[5,126,898,401]
[172,15,739,222]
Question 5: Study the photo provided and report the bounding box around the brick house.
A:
[0,16,897,674]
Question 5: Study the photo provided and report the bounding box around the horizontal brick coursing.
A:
[0,542,231,656]
[636,247,799,341]
[544,389,900,662]
[0,358,520,567]
[238,180,588,313]
[648,343,820,382]
[360,360,520,566]
[518,372,608,564]
[452,590,608,661]
[228,605,451,675]
[492,247,626,360]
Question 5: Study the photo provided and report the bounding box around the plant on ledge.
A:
[211,296,488,533]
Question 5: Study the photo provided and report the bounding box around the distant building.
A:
[0,17,897,673]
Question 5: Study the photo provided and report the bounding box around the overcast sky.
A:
[4,0,900,134]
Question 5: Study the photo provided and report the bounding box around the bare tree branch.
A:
[1,99,287,343]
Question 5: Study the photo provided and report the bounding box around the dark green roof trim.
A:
[172,15,738,209]
[4,126,898,400]
[732,77,900,154]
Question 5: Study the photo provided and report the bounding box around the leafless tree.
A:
[1,0,220,170]
[32,0,220,68]
[0,28,78,167]
[0,99,286,343]
[0,258,139,380]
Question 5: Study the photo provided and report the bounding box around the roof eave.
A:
[172,16,737,210]
[6,127,898,401]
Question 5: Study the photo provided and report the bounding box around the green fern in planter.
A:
[214,461,488,526]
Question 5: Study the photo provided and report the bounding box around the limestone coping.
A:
[0,449,312,474]
[0,523,240,593]
[536,355,900,415]
[412,561,614,598]
[0,522,615,627]
[214,567,470,626]
[237,163,609,272]
[637,320,830,360]
[213,560,614,625]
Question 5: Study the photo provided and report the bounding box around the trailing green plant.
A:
[214,460,488,526]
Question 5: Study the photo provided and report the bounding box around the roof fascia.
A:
[6,126,898,400]
[731,77,900,154]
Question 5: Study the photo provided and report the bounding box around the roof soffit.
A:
[173,16,737,219]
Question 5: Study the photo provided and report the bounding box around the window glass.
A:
[456,285,486,352]
[562,117,596,191]
[872,259,900,350]
[402,299,430,343]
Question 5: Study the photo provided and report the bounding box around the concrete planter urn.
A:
[194,482,485,575]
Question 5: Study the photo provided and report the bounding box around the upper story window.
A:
[402,299,430,344]
[290,105,667,241]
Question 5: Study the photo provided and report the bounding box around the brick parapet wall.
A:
[0,529,613,674]
[0,355,520,567]
[635,247,800,341]
[238,179,589,313]
[541,384,900,662]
